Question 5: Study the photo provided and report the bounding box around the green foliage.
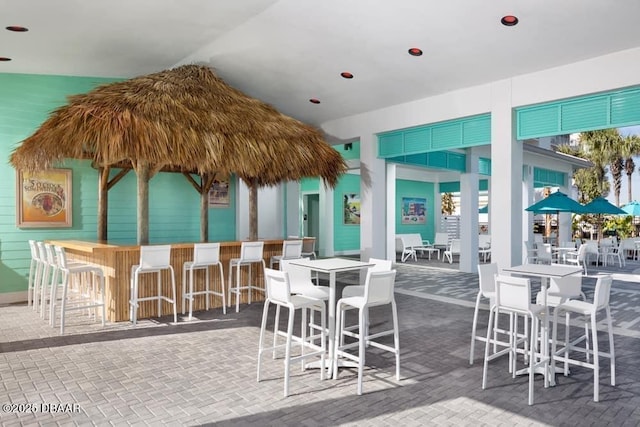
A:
[603,215,634,239]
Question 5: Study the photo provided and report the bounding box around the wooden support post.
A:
[249,182,258,241]
[97,166,110,241]
[135,161,150,245]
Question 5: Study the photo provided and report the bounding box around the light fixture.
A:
[501,15,519,26]
[408,48,423,57]
[0,57,12,61]
[6,26,29,32]
[340,72,354,79]
[309,98,321,104]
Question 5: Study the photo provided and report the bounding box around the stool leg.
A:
[219,264,227,315]
[357,307,366,395]
[606,306,615,386]
[236,264,241,313]
[205,267,210,311]
[257,299,270,382]
[182,266,187,316]
[284,307,294,397]
[156,271,162,318]
[469,292,482,365]
[188,267,195,320]
[591,312,599,402]
[171,266,177,324]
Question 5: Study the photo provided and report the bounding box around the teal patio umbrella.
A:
[525,191,586,244]
[582,197,627,241]
[582,197,627,215]
[621,201,640,216]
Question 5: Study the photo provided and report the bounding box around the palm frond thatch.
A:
[10,64,347,187]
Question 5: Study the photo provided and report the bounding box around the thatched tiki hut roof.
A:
[10,65,347,243]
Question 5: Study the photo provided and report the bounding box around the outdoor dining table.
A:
[289,257,374,376]
[501,263,584,386]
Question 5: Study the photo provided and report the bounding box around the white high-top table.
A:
[289,258,375,376]
[502,263,584,386]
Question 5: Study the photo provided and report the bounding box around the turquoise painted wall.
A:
[0,73,236,295]
[333,173,361,252]
[396,179,435,242]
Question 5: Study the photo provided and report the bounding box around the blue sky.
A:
[605,126,640,206]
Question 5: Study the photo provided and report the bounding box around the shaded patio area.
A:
[1,261,639,425]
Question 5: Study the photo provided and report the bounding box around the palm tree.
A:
[579,129,621,197]
[622,134,640,204]
[441,193,455,215]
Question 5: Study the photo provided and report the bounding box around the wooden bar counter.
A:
[47,239,307,322]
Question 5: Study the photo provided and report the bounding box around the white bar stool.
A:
[182,242,226,320]
[269,239,303,269]
[130,245,177,325]
[228,241,265,313]
[27,240,44,310]
[551,275,615,402]
[257,268,326,397]
[334,270,400,395]
[52,245,106,334]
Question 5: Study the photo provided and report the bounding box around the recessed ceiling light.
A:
[340,72,354,79]
[309,98,321,104]
[501,15,519,26]
[6,26,29,32]
[408,48,423,57]
[0,57,12,61]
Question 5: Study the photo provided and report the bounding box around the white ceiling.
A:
[3,0,640,127]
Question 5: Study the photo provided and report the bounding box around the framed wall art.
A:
[401,196,426,224]
[16,168,72,228]
[343,193,360,225]
[208,178,230,208]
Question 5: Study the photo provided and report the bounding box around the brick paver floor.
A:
[1,259,639,426]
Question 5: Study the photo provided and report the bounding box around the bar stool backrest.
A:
[280,257,312,282]
[193,242,221,266]
[54,245,70,269]
[239,241,264,262]
[549,273,582,297]
[37,242,48,265]
[264,268,291,304]
[301,238,316,255]
[363,270,396,304]
[44,243,57,266]
[29,240,40,261]
[281,240,303,259]
[477,263,498,296]
[495,274,531,314]
[139,245,172,270]
[593,275,613,310]
[369,258,392,272]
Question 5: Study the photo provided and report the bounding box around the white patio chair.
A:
[443,239,461,264]
[396,236,416,262]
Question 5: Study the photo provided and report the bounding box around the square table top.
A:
[289,257,375,273]
[502,263,583,278]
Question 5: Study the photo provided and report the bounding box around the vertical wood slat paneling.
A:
[50,239,297,322]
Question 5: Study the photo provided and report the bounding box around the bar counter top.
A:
[48,238,309,322]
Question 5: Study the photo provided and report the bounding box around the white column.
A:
[558,185,572,245]
[285,181,301,237]
[386,163,397,261]
[319,182,334,257]
[491,79,523,268]
[522,165,535,263]
[433,184,443,232]
[360,133,387,261]
[460,148,479,273]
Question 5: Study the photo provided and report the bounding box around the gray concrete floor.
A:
[1,257,640,426]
